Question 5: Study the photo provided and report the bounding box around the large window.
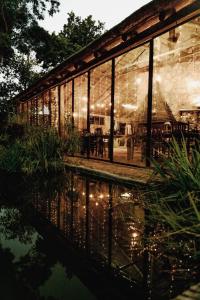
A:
[114,44,150,166]
[152,16,200,159]
[43,90,50,127]
[38,94,44,125]
[90,61,112,159]
[50,87,59,129]
[74,74,88,131]
[64,81,72,126]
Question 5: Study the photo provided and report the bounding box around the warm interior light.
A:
[82,96,87,102]
[193,96,200,107]
[136,78,142,84]
[121,192,132,198]
[187,80,200,89]
[155,74,162,82]
[132,232,138,238]
[122,104,138,110]
[43,105,50,115]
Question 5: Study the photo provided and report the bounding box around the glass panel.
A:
[43,90,50,127]
[74,74,88,157]
[114,44,150,166]
[31,97,37,126]
[90,61,112,160]
[153,17,200,160]
[27,100,31,125]
[21,102,28,123]
[38,94,44,126]
[50,87,59,129]
[74,74,88,131]
[64,81,72,125]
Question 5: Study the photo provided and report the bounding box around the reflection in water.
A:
[30,170,200,300]
[0,207,96,300]
[0,170,199,299]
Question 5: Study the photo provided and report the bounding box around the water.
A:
[0,169,199,300]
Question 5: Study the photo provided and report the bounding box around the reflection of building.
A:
[16,0,200,167]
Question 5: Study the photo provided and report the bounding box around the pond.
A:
[0,169,199,300]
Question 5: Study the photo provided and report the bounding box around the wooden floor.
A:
[64,156,153,185]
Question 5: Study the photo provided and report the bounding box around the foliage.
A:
[0,125,65,175]
[64,120,81,155]
[148,137,200,238]
[0,0,60,62]
[35,11,105,69]
[0,140,25,173]
[22,126,65,174]
[0,5,105,116]
[151,137,200,193]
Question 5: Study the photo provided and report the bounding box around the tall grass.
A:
[64,121,81,155]
[148,137,200,238]
[0,125,65,175]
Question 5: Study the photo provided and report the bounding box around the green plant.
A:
[0,125,65,175]
[151,137,200,194]
[64,120,81,155]
[148,137,200,238]
[22,126,65,174]
[0,140,25,173]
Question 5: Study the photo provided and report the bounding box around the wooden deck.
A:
[64,157,153,185]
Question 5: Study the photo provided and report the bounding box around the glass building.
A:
[16,0,200,167]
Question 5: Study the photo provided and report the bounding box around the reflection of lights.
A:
[95,202,99,206]
[89,194,93,198]
[91,105,95,109]
[73,112,78,117]
[188,80,200,89]
[82,108,87,112]
[193,96,200,106]
[121,192,132,198]
[99,194,104,199]
[82,192,85,196]
[101,104,105,108]
[122,104,138,110]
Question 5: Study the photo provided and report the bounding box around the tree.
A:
[0,0,60,63]
[31,11,105,70]
[0,5,105,116]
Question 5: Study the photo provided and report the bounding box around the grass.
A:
[148,137,200,238]
[0,125,65,175]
